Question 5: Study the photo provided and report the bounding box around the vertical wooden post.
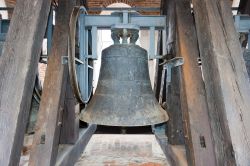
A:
[192,0,250,165]
[175,0,217,165]
[29,0,76,165]
[59,76,79,144]
[0,0,51,165]
[163,0,184,145]
[58,0,89,145]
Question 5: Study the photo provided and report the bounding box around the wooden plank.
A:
[56,125,96,166]
[192,0,250,165]
[59,76,79,144]
[175,0,217,165]
[162,0,184,145]
[167,67,184,145]
[29,0,76,165]
[0,0,51,165]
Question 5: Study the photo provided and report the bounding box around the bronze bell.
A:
[80,28,169,126]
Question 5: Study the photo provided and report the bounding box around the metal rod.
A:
[47,8,53,56]
[75,58,84,64]
[149,26,155,59]
[79,13,85,100]
[91,26,97,59]
[162,29,167,55]
[84,28,89,102]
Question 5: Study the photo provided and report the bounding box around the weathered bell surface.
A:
[80,43,169,126]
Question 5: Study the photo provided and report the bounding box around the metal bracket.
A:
[62,56,84,65]
[162,57,184,84]
[158,57,184,106]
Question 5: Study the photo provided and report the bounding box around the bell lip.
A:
[79,110,169,127]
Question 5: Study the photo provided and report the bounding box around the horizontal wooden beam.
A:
[163,0,184,145]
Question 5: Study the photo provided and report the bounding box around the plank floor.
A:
[76,134,172,166]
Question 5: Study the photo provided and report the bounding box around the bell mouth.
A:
[79,103,169,127]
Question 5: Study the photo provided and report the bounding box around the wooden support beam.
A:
[167,67,184,145]
[59,77,79,144]
[59,0,88,146]
[0,0,51,165]
[56,125,96,166]
[162,0,184,145]
[192,0,250,165]
[175,0,217,165]
[29,0,76,165]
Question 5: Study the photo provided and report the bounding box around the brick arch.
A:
[101,0,134,7]
[87,0,161,15]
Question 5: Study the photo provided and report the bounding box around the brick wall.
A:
[4,0,161,15]
[87,0,161,15]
